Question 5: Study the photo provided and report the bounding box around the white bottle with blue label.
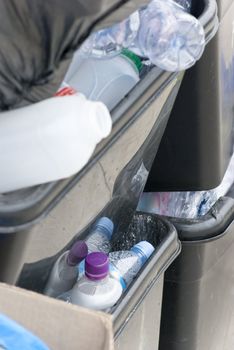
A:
[109,241,155,290]
[58,252,123,311]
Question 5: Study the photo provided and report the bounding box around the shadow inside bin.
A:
[111,212,167,252]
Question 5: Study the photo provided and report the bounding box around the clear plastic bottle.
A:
[80,11,140,59]
[174,0,192,12]
[109,241,155,289]
[81,0,205,71]
[0,94,112,193]
[131,0,205,71]
[63,49,142,111]
[59,252,123,311]
[86,217,114,254]
[44,241,88,298]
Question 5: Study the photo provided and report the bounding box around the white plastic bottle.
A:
[109,241,155,289]
[44,241,88,298]
[0,95,112,193]
[64,49,141,111]
[60,252,123,310]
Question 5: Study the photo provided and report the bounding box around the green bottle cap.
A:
[121,48,143,73]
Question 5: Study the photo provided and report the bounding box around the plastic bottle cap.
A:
[67,241,88,266]
[94,217,114,239]
[131,241,155,264]
[85,252,109,280]
[121,48,143,73]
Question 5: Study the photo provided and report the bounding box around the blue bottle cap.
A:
[131,241,155,264]
[94,217,114,239]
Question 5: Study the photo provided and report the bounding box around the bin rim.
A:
[166,196,234,242]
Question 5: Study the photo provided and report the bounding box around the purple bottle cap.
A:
[85,252,109,281]
[67,241,88,266]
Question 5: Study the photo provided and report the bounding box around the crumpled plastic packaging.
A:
[137,151,234,219]
[0,313,49,350]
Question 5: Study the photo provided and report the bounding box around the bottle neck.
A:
[95,225,111,239]
[131,247,147,264]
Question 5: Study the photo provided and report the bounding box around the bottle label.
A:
[79,260,127,290]
[109,264,127,290]
[86,232,111,254]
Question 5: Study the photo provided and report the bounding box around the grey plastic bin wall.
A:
[146,0,232,191]
[159,191,234,350]
[112,213,180,350]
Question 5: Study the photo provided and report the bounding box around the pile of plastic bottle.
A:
[137,150,234,219]
[79,0,205,71]
[0,0,207,194]
[44,217,155,311]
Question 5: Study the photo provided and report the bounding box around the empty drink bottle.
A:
[63,49,142,111]
[109,240,155,289]
[0,95,112,192]
[86,217,114,254]
[44,241,88,297]
[81,0,205,71]
[59,252,123,310]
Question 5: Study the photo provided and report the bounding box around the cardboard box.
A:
[0,283,114,350]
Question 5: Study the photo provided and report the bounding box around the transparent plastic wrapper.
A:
[138,152,234,219]
[80,0,205,71]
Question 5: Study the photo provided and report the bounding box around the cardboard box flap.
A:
[0,283,114,350]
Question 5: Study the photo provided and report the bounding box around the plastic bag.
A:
[138,151,234,219]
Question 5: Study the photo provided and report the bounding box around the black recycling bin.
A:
[0,1,218,348]
[159,190,234,350]
[146,0,233,191]
[0,0,218,288]
[0,56,183,286]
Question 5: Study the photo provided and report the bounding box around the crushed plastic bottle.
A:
[81,11,140,59]
[81,0,205,71]
[131,0,205,71]
[174,0,192,12]
[137,151,234,219]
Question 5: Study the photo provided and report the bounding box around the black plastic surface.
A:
[146,0,234,191]
[159,192,234,350]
